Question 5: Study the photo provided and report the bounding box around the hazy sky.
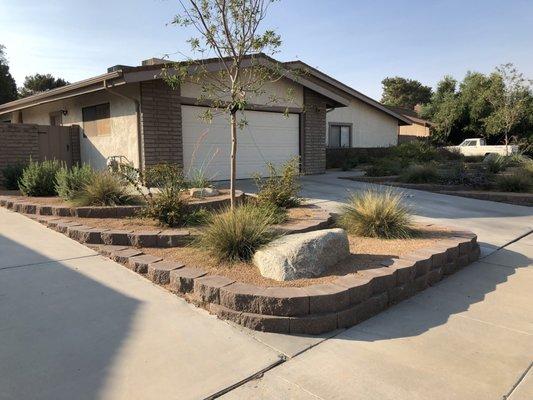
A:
[1,0,532,100]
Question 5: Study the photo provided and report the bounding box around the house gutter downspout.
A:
[103,79,143,170]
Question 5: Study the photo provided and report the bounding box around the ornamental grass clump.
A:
[399,163,441,184]
[339,189,414,239]
[55,164,95,201]
[73,172,136,206]
[198,203,279,262]
[495,173,533,193]
[19,159,62,196]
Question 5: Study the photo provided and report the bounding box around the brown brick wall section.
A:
[69,125,81,165]
[302,88,327,174]
[140,80,182,168]
[0,123,39,185]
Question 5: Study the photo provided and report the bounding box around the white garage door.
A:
[182,105,300,180]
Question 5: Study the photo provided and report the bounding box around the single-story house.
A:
[0,54,411,180]
[387,105,432,143]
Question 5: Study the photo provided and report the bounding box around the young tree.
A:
[381,77,432,109]
[485,63,532,154]
[19,73,69,98]
[0,45,18,105]
[165,0,292,209]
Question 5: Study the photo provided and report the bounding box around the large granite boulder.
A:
[253,228,350,281]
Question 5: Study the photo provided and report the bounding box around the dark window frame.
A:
[82,102,111,138]
[327,122,353,148]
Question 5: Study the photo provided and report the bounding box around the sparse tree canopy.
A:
[19,73,69,98]
[0,44,18,105]
[381,76,432,109]
[166,0,290,209]
[421,65,533,145]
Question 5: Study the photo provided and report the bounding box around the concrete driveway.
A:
[1,171,532,399]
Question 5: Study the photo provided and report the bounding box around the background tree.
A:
[0,45,18,104]
[166,0,291,209]
[19,73,69,98]
[420,76,463,143]
[381,77,432,109]
[484,63,532,153]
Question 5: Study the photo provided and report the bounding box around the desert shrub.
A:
[19,159,62,196]
[254,158,301,209]
[55,164,95,200]
[144,163,186,190]
[505,153,532,167]
[365,158,403,177]
[495,173,533,193]
[437,147,464,161]
[399,164,441,184]
[73,172,135,206]
[442,162,492,189]
[1,163,26,190]
[199,203,279,262]
[188,169,212,189]
[141,189,188,227]
[392,141,438,163]
[484,154,508,174]
[339,189,413,239]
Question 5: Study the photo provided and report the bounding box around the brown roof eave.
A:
[0,71,124,114]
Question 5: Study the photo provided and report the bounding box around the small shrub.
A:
[198,204,279,262]
[144,163,187,190]
[484,154,508,174]
[399,164,441,184]
[505,153,532,167]
[392,141,438,163]
[142,189,188,227]
[495,173,533,193]
[73,172,135,206]
[442,162,492,189]
[19,159,62,196]
[1,163,25,190]
[365,158,403,177]
[188,169,212,189]
[55,164,95,200]
[339,189,413,239]
[254,158,301,209]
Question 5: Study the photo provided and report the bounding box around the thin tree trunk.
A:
[505,131,509,156]
[230,111,237,210]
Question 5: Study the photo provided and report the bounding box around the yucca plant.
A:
[339,189,414,239]
[73,172,136,206]
[198,204,279,262]
[484,154,508,174]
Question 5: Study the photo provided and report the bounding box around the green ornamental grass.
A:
[339,189,414,239]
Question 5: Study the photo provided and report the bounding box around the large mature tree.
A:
[0,45,18,105]
[381,77,432,109]
[484,64,532,152]
[166,0,291,209]
[19,73,69,98]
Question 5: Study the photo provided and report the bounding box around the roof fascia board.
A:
[286,61,412,125]
[0,71,124,114]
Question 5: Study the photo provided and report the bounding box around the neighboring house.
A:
[0,54,410,180]
[387,105,432,143]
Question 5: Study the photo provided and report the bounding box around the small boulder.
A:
[189,187,219,198]
[253,228,350,281]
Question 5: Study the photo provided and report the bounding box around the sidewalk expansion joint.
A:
[0,254,100,272]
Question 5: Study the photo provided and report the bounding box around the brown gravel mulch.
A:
[140,224,455,288]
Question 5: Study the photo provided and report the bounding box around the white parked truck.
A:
[445,138,518,157]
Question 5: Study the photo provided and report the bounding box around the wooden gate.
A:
[37,125,77,167]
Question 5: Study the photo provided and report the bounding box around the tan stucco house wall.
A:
[326,98,399,148]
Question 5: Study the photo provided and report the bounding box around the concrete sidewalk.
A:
[223,238,533,400]
[0,208,286,400]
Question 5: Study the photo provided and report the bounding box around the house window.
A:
[328,123,352,148]
[82,103,110,137]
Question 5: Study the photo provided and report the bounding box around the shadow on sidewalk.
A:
[0,234,140,400]
[341,246,531,342]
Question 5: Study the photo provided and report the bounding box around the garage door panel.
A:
[182,106,299,180]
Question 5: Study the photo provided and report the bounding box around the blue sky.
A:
[1,0,532,100]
